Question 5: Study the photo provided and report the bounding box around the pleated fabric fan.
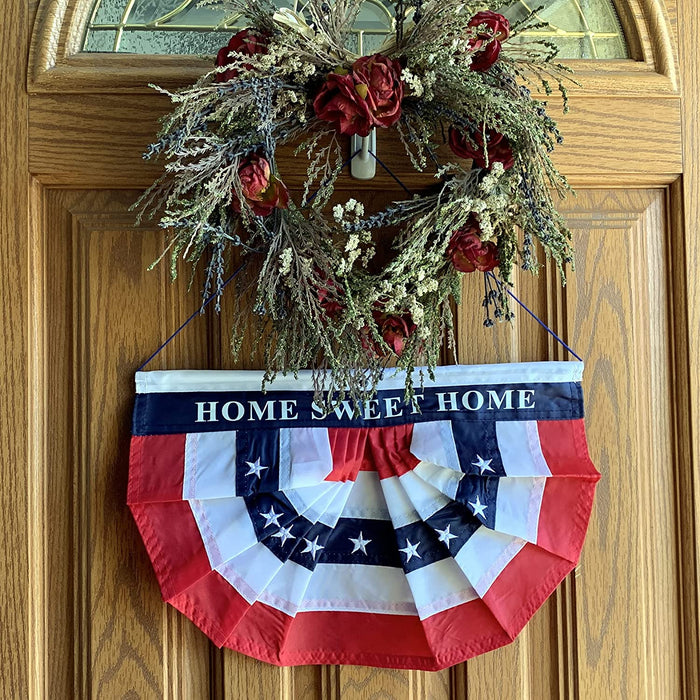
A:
[128,362,600,670]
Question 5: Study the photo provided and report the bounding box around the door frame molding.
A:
[674,3,700,693]
[27,0,678,94]
[1,1,30,697]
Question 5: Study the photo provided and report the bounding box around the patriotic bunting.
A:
[128,362,599,670]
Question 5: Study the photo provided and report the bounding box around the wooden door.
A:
[2,0,699,697]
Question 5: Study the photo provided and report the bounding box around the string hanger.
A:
[138,150,581,370]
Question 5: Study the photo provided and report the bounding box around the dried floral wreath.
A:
[136,0,574,405]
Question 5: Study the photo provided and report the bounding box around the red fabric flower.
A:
[313,54,404,137]
[373,311,416,356]
[317,276,344,319]
[313,72,375,137]
[467,11,510,72]
[232,154,289,217]
[448,125,514,170]
[215,29,269,82]
[352,54,404,129]
[447,217,499,273]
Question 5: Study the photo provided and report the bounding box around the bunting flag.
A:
[128,362,600,670]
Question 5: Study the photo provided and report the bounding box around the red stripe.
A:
[127,434,186,504]
[326,428,366,481]
[537,477,598,561]
[482,542,575,638]
[535,418,600,560]
[368,424,420,479]
[130,496,254,647]
[224,599,514,670]
[227,606,430,664]
[169,570,251,647]
[129,501,211,601]
[421,597,512,666]
[326,425,419,482]
[537,419,601,477]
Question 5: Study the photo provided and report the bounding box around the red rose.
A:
[232,154,289,217]
[373,311,416,356]
[447,218,499,273]
[467,11,510,71]
[313,54,403,137]
[313,72,375,137]
[215,29,269,82]
[352,54,404,129]
[448,125,514,170]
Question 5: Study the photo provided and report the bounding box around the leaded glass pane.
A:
[83,0,628,58]
[503,0,628,58]
[91,0,124,25]
[83,28,119,51]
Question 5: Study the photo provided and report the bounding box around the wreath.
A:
[136,0,574,406]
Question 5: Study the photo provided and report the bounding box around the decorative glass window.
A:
[83,0,628,59]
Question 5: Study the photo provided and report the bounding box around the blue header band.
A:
[132,381,584,436]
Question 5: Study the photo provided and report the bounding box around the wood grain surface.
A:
[27,94,682,189]
[8,0,699,699]
[32,183,691,698]
[674,1,700,696]
[564,190,681,699]
[2,1,30,698]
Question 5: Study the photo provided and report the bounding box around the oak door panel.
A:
[36,185,684,698]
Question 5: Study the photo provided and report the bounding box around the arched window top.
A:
[82,0,628,59]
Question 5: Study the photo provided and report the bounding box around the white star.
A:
[271,525,295,545]
[245,457,269,478]
[349,531,371,555]
[468,494,488,520]
[261,506,282,528]
[472,454,494,474]
[435,523,458,548]
[301,536,325,560]
[399,539,421,562]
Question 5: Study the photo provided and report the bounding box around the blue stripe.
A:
[242,494,496,572]
[450,421,505,475]
[132,382,583,435]
[235,428,280,495]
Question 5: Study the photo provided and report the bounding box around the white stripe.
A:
[216,542,285,605]
[316,480,355,528]
[410,421,461,473]
[406,557,478,619]
[298,564,417,615]
[380,476,421,527]
[494,477,546,542]
[496,421,552,477]
[218,555,418,617]
[282,480,354,527]
[397,470,451,520]
[283,482,339,520]
[278,427,333,489]
[256,559,313,615]
[343,471,391,520]
[412,461,461,499]
[454,527,526,597]
[183,432,238,499]
[189,497,258,568]
[136,361,584,393]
